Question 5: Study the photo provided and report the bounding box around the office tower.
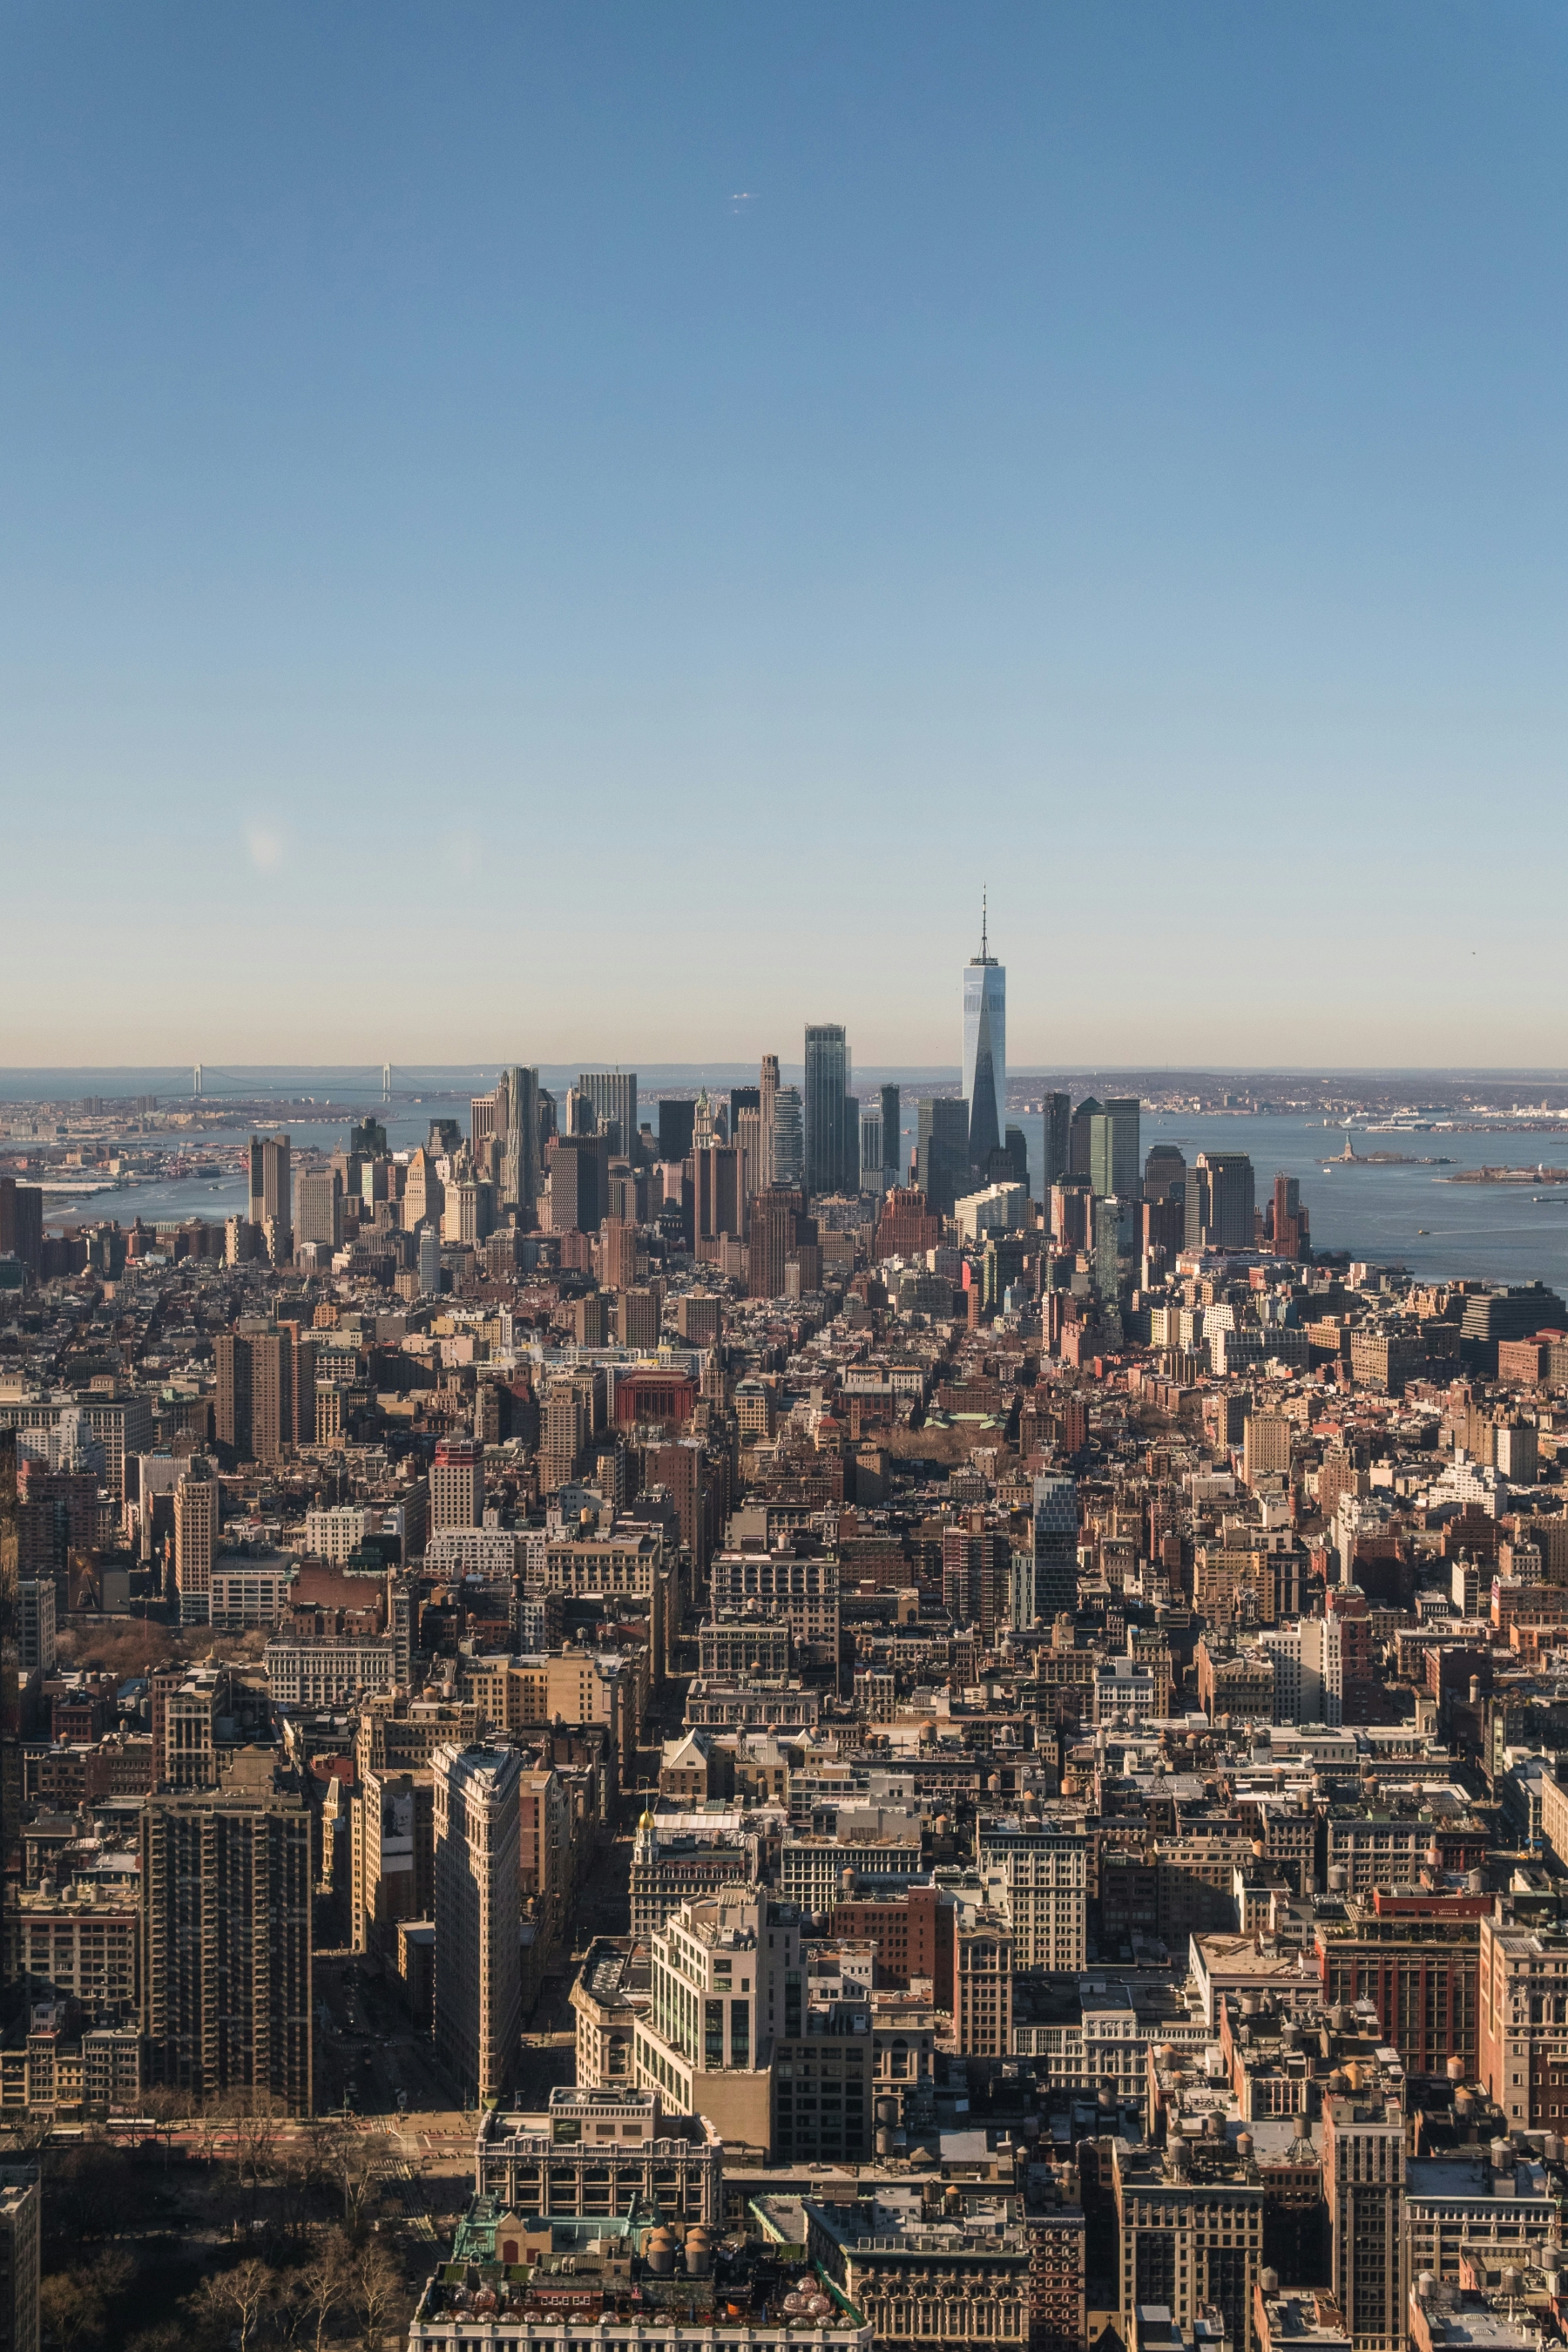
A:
[1088,1098,1139,1200]
[247,1132,291,1233]
[540,1379,591,1491]
[1185,1152,1256,1252]
[962,897,1006,1166]
[470,1092,497,1150]
[916,1098,970,1218]
[430,1436,483,1531]
[564,1084,594,1137]
[803,1025,854,1194]
[658,1098,697,1164]
[1272,1172,1310,1259]
[550,1133,610,1233]
[748,1186,805,1301]
[141,1759,314,2114]
[693,1146,744,1241]
[0,1180,42,1280]
[733,1105,763,1207]
[692,1088,722,1148]
[433,1744,522,2106]
[770,1086,804,1187]
[443,1177,495,1246]
[417,1221,442,1294]
[1144,1144,1186,1201]
[605,1158,641,1223]
[172,1460,218,1622]
[601,1219,639,1291]
[1041,1092,1071,1193]
[495,1064,540,1214]
[1031,1471,1079,1620]
[728,1088,760,1197]
[878,1082,901,1179]
[757,1056,780,1188]
[1092,1195,1123,1302]
[619,1287,660,1350]
[402,1145,443,1232]
[1322,2084,1405,2352]
[1001,1125,1029,1188]
[1068,1098,1100,1178]
[578,1071,637,1156]
[858,1105,882,1191]
[0,2171,39,2352]
[328,1143,362,1199]
[295,1168,342,1250]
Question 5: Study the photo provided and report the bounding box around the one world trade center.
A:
[962,894,1005,1169]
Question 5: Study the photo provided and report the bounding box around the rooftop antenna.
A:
[981,884,988,962]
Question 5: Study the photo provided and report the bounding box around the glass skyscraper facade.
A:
[1088,1098,1141,1200]
[771,1085,805,1187]
[962,909,1005,1168]
[1031,1470,1079,1622]
[879,1083,902,1179]
[578,1070,638,1156]
[803,1024,854,1195]
[859,1106,883,1190]
[916,1097,970,1217]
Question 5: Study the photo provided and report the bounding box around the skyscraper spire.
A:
[963,902,1006,1167]
[972,887,996,968]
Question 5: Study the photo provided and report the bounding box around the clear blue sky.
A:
[3,3,1566,1068]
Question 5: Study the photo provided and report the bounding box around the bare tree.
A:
[274,2132,328,2247]
[296,2229,356,2352]
[230,2099,282,2234]
[320,2120,391,2238]
[352,2237,408,2351]
[40,2275,101,2352]
[196,2258,278,2352]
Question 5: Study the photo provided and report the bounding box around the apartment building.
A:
[140,1752,313,2115]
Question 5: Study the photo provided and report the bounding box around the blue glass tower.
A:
[962,893,1006,1168]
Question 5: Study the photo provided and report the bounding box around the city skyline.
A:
[7,8,1568,2348]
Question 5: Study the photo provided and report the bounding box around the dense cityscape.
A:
[3,931,1568,2352]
